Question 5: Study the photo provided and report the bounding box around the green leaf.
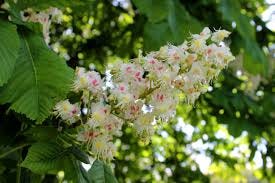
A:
[220,117,260,137]
[69,146,90,164]
[64,157,91,183]
[242,38,269,75]
[219,0,268,75]
[167,0,201,42]
[21,142,68,174]
[144,21,173,51]
[0,29,73,122]
[15,0,72,9]
[143,0,202,51]
[219,0,255,39]
[12,0,95,10]
[23,126,58,141]
[88,160,118,183]
[22,142,91,182]
[0,19,20,86]
[132,0,170,23]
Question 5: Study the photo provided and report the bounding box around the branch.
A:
[0,144,29,159]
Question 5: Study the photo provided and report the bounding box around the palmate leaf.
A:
[64,157,91,183]
[8,0,95,10]
[0,19,20,86]
[89,160,118,183]
[219,0,255,40]
[22,142,91,182]
[0,29,73,122]
[132,0,170,23]
[23,126,58,141]
[69,146,90,164]
[134,0,201,51]
[22,143,117,182]
[15,0,73,9]
[144,22,173,51]
[219,0,268,75]
[167,0,201,42]
[21,142,68,174]
[242,38,268,75]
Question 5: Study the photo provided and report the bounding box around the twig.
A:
[0,144,29,159]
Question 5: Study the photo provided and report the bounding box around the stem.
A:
[109,82,161,122]
[111,111,128,122]
[87,92,92,116]
[63,132,81,145]
[0,144,29,159]
[15,121,28,183]
[16,149,22,183]
[57,135,72,147]
[139,82,161,99]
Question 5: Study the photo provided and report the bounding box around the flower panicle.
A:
[20,7,63,44]
[54,27,235,161]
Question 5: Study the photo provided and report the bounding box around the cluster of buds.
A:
[20,7,62,43]
[54,27,235,161]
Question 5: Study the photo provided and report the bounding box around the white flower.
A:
[178,41,189,52]
[158,45,169,58]
[190,37,206,52]
[111,83,135,107]
[77,128,100,142]
[90,102,110,123]
[123,100,143,120]
[186,91,201,104]
[73,69,89,91]
[20,7,63,44]
[133,114,155,142]
[173,75,184,89]
[144,57,167,77]
[211,29,231,43]
[47,7,63,23]
[188,62,207,81]
[200,27,211,39]
[103,115,123,136]
[150,89,178,119]
[86,71,103,93]
[167,45,183,63]
[118,63,144,83]
[72,68,103,94]
[91,135,116,161]
[54,100,80,124]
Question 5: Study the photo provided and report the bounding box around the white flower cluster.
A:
[54,27,235,161]
[20,7,62,44]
